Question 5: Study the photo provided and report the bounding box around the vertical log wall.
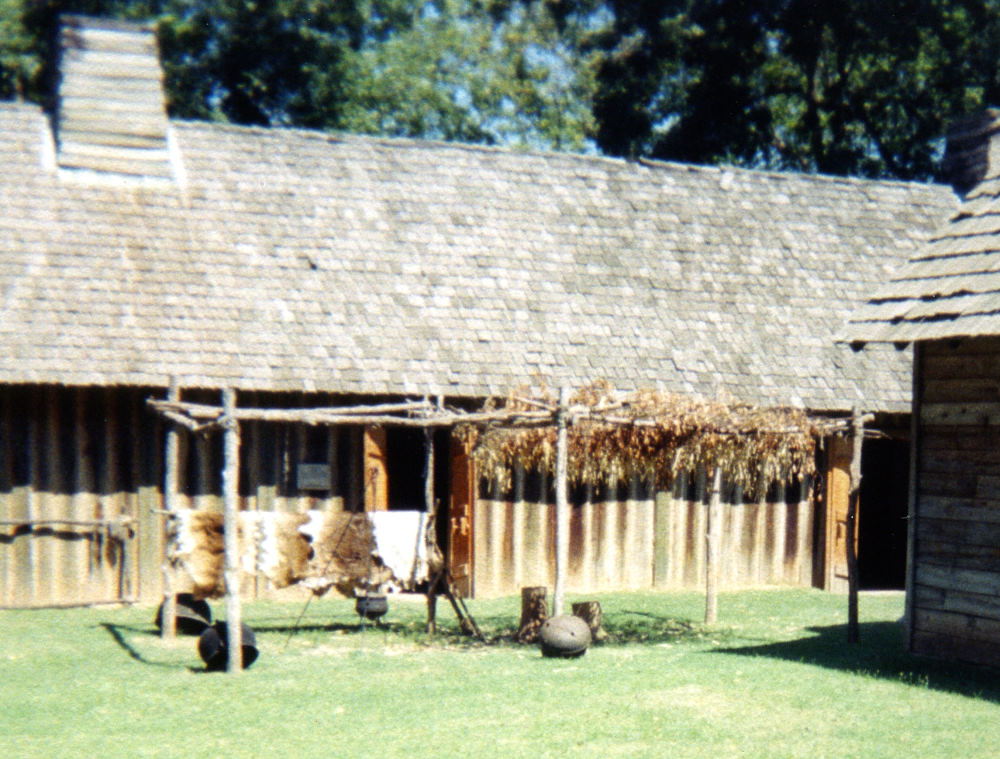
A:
[473,469,815,598]
[0,385,365,607]
[0,386,154,607]
[910,337,1000,666]
[3,383,825,606]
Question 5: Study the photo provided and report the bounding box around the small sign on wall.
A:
[297,463,331,491]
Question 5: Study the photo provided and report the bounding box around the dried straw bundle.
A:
[464,384,824,499]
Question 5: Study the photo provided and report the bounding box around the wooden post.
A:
[518,586,548,643]
[426,590,438,635]
[903,343,923,652]
[847,409,863,643]
[424,421,436,634]
[553,386,570,618]
[160,379,180,640]
[705,465,722,625]
[222,388,243,673]
[572,601,608,642]
[424,420,435,529]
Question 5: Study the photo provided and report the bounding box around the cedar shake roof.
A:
[0,98,956,411]
[844,110,1000,345]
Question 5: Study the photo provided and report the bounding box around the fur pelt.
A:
[167,509,443,599]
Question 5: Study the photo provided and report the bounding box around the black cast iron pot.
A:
[154,593,212,636]
[355,595,389,621]
[198,621,259,671]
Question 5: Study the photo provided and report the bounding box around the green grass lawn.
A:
[2,589,998,758]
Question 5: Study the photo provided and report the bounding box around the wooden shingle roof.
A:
[0,99,956,411]
[844,110,1000,344]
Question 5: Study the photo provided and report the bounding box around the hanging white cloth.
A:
[368,510,434,589]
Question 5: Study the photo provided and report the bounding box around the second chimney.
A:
[941,108,1000,196]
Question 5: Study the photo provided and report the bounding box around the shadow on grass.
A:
[715,621,1000,703]
[99,622,193,670]
[101,607,726,664]
[469,610,720,647]
[600,610,721,645]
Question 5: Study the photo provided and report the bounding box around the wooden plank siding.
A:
[472,471,817,598]
[910,337,1000,666]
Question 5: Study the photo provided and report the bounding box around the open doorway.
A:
[382,427,451,512]
[858,437,909,590]
[383,426,474,595]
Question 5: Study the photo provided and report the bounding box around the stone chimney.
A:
[56,15,172,181]
[941,108,1000,195]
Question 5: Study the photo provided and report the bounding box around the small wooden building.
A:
[0,16,958,607]
[845,110,1000,666]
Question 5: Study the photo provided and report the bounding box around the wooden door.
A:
[448,436,475,597]
[363,426,388,511]
[824,435,856,592]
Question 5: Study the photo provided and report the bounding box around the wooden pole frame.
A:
[846,409,865,644]
[160,379,180,640]
[705,465,722,625]
[553,386,570,618]
[221,388,243,673]
[147,386,844,636]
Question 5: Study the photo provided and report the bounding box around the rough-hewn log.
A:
[847,410,864,644]
[553,386,570,617]
[161,379,180,640]
[518,586,548,643]
[572,601,607,642]
[705,466,722,625]
[221,388,242,674]
[147,399,552,428]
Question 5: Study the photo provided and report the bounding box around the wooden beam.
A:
[221,388,242,673]
[145,398,552,428]
[705,465,722,625]
[0,518,135,528]
[553,387,570,618]
[161,379,180,640]
[847,409,863,643]
[904,343,923,653]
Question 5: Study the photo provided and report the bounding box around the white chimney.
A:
[56,15,172,181]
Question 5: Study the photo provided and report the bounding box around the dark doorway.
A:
[858,438,909,589]
[384,427,450,512]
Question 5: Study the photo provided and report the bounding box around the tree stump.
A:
[517,586,548,643]
[572,601,608,643]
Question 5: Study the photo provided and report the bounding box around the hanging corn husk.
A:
[462,382,831,501]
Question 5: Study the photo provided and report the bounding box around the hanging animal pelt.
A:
[166,509,441,599]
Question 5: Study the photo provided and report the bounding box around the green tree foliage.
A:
[0,1,164,104]
[3,1,1000,177]
[0,0,37,99]
[0,0,597,151]
[157,0,366,126]
[588,0,1000,179]
[337,0,597,150]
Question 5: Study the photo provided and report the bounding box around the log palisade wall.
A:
[2,383,825,607]
[473,470,816,598]
[910,337,1000,667]
[0,385,366,607]
[0,385,151,606]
